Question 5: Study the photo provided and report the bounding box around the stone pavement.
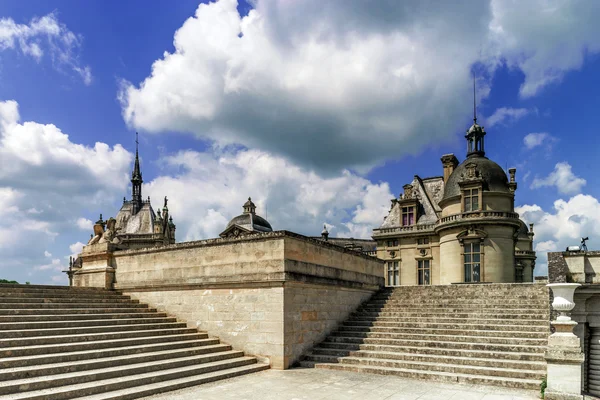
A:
[144,368,541,400]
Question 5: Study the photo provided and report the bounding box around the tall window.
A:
[417,260,430,285]
[417,237,429,245]
[464,242,481,282]
[387,261,399,286]
[402,206,414,226]
[463,188,479,212]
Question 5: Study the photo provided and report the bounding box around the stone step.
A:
[318,342,546,361]
[367,299,548,306]
[308,348,546,370]
[0,308,158,316]
[0,347,242,381]
[329,331,547,345]
[324,336,546,353]
[0,328,202,348]
[361,304,548,312]
[342,320,549,332]
[0,340,228,369]
[300,362,541,390]
[0,292,129,300]
[304,354,545,380]
[347,315,547,326]
[0,355,259,396]
[0,313,171,325]
[354,311,550,319]
[0,302,148,309]
[0,287,124,296]
[0,322,189,338]
[0,333,214,358]
[337,325,547,339]
[0,315,174,329]
[0,296,136,304]
[53,363,269,400]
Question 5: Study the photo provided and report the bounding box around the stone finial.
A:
[321,224,329,241]
[509,168,516,183]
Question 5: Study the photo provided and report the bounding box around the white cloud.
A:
[488,0,600,97]
[0,13,92,85]
[76,218,93,231]
[531,162,586,195]
[119,0,600,171]
[517,194,600,276]
[486,107,530,128]
[144,148,392,241]
[523,132,551,149]
[44,250,52,258]
[0,100,132,283]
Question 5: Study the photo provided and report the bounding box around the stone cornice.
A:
[109,230,381,262]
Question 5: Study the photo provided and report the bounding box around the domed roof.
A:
[220,197,273,238]
[223,213,273,233]
[442,155,510,201]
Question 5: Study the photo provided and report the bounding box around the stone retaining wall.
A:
[94,231,384,369]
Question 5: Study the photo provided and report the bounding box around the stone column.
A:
[73,243,121,289]
[545,283,584,400]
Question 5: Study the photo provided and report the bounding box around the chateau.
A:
[373,113,536,285]
[7,106,592,400]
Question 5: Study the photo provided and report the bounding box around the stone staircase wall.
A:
[0,284,268,400]
[301,283,550,390]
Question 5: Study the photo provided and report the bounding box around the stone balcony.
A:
[372,223,437,238]
[435,210,521,232]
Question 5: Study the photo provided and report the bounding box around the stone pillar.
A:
[73,243,121,289]
[545,283,584,400]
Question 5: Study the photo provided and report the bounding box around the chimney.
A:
[441,154,459,183]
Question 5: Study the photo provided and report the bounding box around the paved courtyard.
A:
[145,368,541,400]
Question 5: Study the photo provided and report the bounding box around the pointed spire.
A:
[473,76,477,124]
[131,132,143,214]
[132,132,142,182]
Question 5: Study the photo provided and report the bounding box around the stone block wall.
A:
[125,287,285,367]
[283,283,372,367]
[101,231,384,369]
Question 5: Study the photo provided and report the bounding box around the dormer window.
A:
[463,188,479,212]
[402,206,415,226]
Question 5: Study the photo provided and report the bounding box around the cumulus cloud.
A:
[523,132,551,149]
[0,13,92,84]
[486,107,530,128]
[144,148,392,241]
[531,162,586,195]
[119,0,600,172]
[0,100,132,283]
[76,218,93,231]
[488,0,600,97]
[119,0,492,172]
[517,194,600,276]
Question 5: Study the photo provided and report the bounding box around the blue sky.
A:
[0,0,599,284]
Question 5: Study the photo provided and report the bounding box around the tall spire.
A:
[473,76,477,124]
[465,77,486,158]
[131,132,143,214]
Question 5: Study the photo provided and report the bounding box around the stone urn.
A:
[547,283,581,322]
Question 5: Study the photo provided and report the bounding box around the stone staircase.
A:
[0,284,269,400]
[301,283,550,390]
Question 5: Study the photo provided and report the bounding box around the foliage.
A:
[0,279,19,284]
[540,376,547,399]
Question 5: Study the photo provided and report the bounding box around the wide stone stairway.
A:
[0,284,268,400]
[301,283,550,390]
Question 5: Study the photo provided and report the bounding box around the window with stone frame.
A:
[387,261,399,286]
[417,237,429,245]
[401,206,415,226]
[463,188,479,212]
[417,259,430,285]
[463,242,481,282]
